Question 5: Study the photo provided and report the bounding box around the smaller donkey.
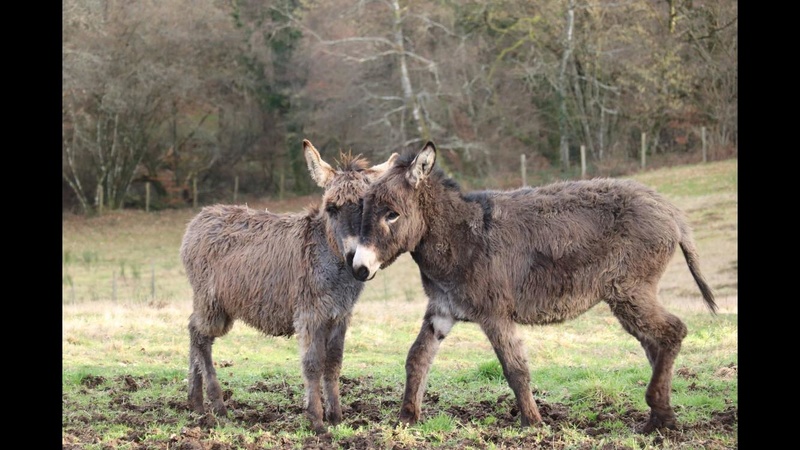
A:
[352,141,718,433]
[180,139,396,434]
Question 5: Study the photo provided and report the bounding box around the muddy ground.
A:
[62,372,737,449]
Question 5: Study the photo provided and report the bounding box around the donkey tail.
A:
[678,234,718,314]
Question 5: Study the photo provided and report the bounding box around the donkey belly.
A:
[513,293,603,325]
[211,253,300,337]
[221,289,297,337]
[511,262,608,325]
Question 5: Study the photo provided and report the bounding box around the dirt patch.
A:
[63,374,737,449]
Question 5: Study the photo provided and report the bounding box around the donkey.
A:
[351,141,718,433]
[180,139,397,434]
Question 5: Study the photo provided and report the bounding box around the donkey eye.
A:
[386,211,399,223]
[325,204,339,215]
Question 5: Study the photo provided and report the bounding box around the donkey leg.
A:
[188,319,227,415]
[187,328,205,413]
[399,312,454,426]
[322,318,349,426]
[480,319,542,427]
[608,290,688,433]
[298,321,328,434]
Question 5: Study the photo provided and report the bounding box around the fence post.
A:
[701,126,707,163]
[520,154,527,187]
[150,262,156,301]
[145,182,150,212]
[279,170,285,201]
[233,175,239,203]
[193,176,198,209]
[640,132,647,169]
[97,185,104,215]
[580,145,586,179]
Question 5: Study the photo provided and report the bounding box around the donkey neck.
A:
[307,208,345,264]
[413,181,488,277]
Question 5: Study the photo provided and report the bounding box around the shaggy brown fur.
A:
[352,141,717,434]
[180,140,396,434]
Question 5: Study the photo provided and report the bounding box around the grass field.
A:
[62,158,737,449]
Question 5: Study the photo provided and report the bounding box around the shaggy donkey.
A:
[181,139,396,434]
[352,141,717,433]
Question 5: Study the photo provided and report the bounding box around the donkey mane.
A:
[334,151,370,172]
[303,152,371,216]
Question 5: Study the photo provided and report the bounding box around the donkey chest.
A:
[413,242,479,285]
[420,275,474,322]
[316,273,363,313]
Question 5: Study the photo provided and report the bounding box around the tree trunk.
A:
[557,0,576,171]
[391,0,428,143]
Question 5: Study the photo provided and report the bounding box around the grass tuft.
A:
[476,360,504,382]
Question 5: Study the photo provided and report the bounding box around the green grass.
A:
[631,159,737,197]
[62,159,738,449]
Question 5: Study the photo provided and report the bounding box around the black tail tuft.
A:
[680,242,718,314]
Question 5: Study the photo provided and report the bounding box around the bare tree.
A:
[63,0,172,212]
[479,0,629,167]
[63,0,250,213]
[679,0,737,156]
[284,0,450,154]
[557,0,576,170]
[62,0,736,212]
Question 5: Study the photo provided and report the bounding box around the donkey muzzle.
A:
[352,245,379,282]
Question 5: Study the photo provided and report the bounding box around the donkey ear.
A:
[406,141,436,188]
[303,139,335,187]
[366,152,399,180]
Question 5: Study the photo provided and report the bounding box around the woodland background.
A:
[62,0,737,214]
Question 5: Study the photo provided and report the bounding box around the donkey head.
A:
[303,139,398,276]
[352,141,437,282]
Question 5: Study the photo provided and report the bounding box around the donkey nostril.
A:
[354,266,370,282]
[346,252,355,267]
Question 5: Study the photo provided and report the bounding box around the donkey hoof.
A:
[519,416,541,428]
[212,402,228,416]
[398,413,418,426]
[325,410,343,426]
[188,401,205,414]
[639,412,678,434]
